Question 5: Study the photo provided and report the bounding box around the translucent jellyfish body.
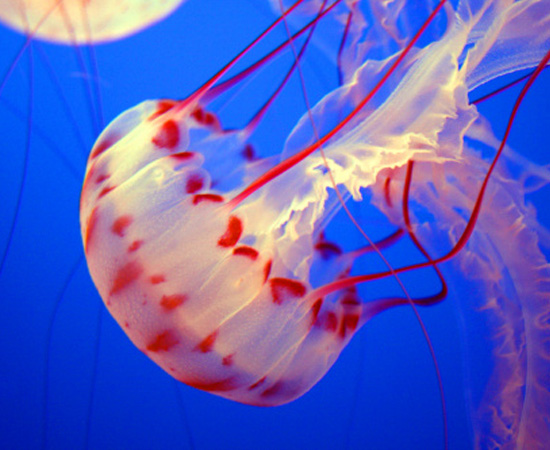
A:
[0,0,185,43]
[78,0,550,447]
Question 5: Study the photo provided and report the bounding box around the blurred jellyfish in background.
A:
[0,0,186,43]
[1,0,550,449]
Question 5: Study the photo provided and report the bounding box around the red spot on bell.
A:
[110,261,143,295]
[160,294,187,311]
[149,100,177,121]
[90,134,119,159]
[128,240,143,252]
[339,313,360,339]
[324,312,338,332]
[147,330,179,352]
[171,151,194,161]
[263,260,272,283]
[186,173,204,194]
[150,274,166,285]
[98,185,116,199]
[84,207,99,253]
[191,107,205,123]
[270,278,307,304]
[195,330,218,353]
[111,215,133,237]
[183,376,236,392]
[95,173,110,184]
[152,120,179,150]
[222,354,234,366]
[192,193,224,205]
[233,246,258,260]
[218,216,242,247]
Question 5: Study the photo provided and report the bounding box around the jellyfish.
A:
[1,0,550,449]
[79,0,550,448]
[0,0,186,44]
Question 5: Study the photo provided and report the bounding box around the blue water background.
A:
[0,1,548,449]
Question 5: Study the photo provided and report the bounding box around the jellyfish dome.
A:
[0,0,185,44]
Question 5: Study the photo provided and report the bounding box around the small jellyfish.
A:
[80,1,550,448]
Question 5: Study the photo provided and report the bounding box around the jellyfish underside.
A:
[0,0,185,44]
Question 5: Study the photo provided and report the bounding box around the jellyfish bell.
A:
[80,96,384,406]
[80,2,550,447]
[0,0,186,44]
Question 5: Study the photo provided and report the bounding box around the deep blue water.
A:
[0,1,549,449]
